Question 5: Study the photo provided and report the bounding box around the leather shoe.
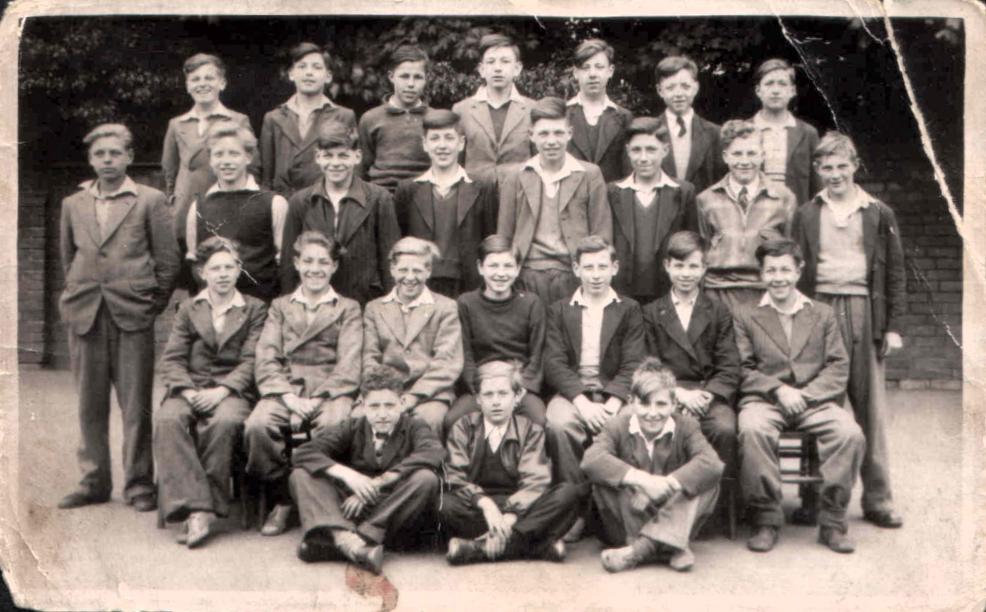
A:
[747,525,779,553]
[334,530,384,574]
[131,493,157,513]
[261,504,293,536]
[186,512,214,548]
[446,537,486,565]
[542,540,566,563]
[175,522,188,545]
[297,537,337,563]
[818,527,855,554]
[58,490,110,509]
[669,547,695,572]
[863,509,903,528]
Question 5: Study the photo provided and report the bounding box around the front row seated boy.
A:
[442,361,583,564]
[289,365,445,574]
[582,358,723,573]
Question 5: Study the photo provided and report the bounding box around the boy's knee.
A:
[406,469,440,493]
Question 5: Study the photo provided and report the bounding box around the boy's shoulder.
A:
[358,104,391,124]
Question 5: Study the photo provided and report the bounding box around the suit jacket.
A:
[582,412,723,497]
[643,292,741,405]
[293,414,445,479]
[609,178,698,298]
[254,293,363,400]
[158,294,268,401]
[566,104,633,183]
[779,117,821,205]
[59,180,179,335]
[496,159,612,265]
[279,177,401,304]
[792,195,906,342]
[658,112,726,194]
[445,413,551,514]
[733,299,849,407]
[362,292,464,404]
[394,175,498,292]
[452,92,535,180]
[544,295,645,402]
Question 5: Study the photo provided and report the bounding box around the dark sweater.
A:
[358,103,432,192]
[457,289,547,394]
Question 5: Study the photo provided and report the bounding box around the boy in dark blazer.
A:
[394,109,498,297]
[155,237,268,547]
[792,131,906,529]
[734,238,864,554]
[582,358,723,572]
[290,365,445,574]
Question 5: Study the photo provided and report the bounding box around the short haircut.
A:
[389,236,440,267]
[293,230,344,262]
[422,109,464,135]
[389,44,429,71]
[755,58,796,86]
[83,123,133,152]
[665,230,707,261]
[183,53,226,78]
[288,42,331,68]
[813,131,859,164]
[630,357,678,402]
[720,119,761,150]
[196,236,241,266]
[572,38,614,67]
[315,120,359,151]
[476,360,524,394]
[477,234,521,265]
[655,55,699,83]
[479,33,521,61]
[625,116,670,145]
[530,96,568,124]
[205,120,258,156]
[755,237,804,268]
[360,364,406,397]
[573,234,617,264]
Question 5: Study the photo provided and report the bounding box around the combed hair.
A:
[315,120,359,151]
[288,42,331,68]
[83,123,133,151]
[573,234,617,265]
[755,237,804,268]
[572,38,614,66]
[183,53,226,78]
[476,360,524,394]
[665,230,707,262]
[630,357,678,403]
[477,234,522,265]
[655,55,698,83]
[389,236,441,267]
[389,44,429,71]
[626,116,670,144]
[205,120,258,156]
[719,119,761,150]
[196,236,241,266]
[479,33,521,61]
[361,365,407,396]
[813,131,859,164]
[530,96,568,124]
[293,230,344,262]
[422,109,463,135]
[755,58,796,85]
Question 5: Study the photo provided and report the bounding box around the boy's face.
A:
[388,60,427,108]
[477,375,522,428]
[755,69,796,113]
[626,133,668,181]
[88,136,133,183]
[478,46,522,90]
[664,250,706,295]
[294,243,337,294]
[573,51,614,98]
[477,251,520,295]
[391,253,431,302]
[573,249,618,298]
[657,69,699,116]
[209,136,252,184]
[815,152,859,199]
[314,145,361,187]
[422,127,464,170]
[289,52,331,96]
[723,134,763,185]
[199,250,241,297]
[185,63,226,106]
[530,117,572,164]
[632,388,675,438]
[363,389,404,436]
[761,254,802,303]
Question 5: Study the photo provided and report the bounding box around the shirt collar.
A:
[819,185,873,213]
[628,413,676,442]
[473,85,525,107]
[752,110,797,129]
[570,287,621,307]
[665,107,695,129]
[290,286,340,308]
[206,174,260,196]
[483,418,509,437]
[523,152,585,181]
[759,289,812,316]
[385,96,426,115]
[283,93,335,115]
[615,172,679,192]
[194,288,246,312]
[671,288,698,307]
[414,165,473,187]
[178,103,234,123]
[83,176,140,199]
[727,174,762,201]
[381,287,436,309]
[566,93,618,111]
[312,176,368,208]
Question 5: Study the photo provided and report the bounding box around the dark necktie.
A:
[373,432,388,458]
[737,186,749,212]
[676,115,687,138]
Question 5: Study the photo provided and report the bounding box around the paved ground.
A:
[4,368,981,611]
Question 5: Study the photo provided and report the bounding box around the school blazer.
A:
[293,414,445,479]
[496,160,612,265]
[792,195,906,343]
[362,294,464,404]
[254,294,363,400]
[544,296,645,402]
[394,175,498,291]
[445,413,551,514]
[567,104,633,183]
[259,103,358,197]
[157,294,268,402]
[59,181,180,335]
[609,179,698,298]
[452,93,535,180]
[658,112,726,194]
[582,412,723,497]
[642,293,741,405]
[733,300,850,408]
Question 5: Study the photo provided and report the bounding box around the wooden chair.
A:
[778,431,823,525]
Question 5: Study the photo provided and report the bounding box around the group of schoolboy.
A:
[57,32,907,575]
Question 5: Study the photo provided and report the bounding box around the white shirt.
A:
[414,165,473,198]
[290,286,340,326]
[819,186,873,227]
[570,288,621,382]
[84,177,139,237]
[566,93,618,127]
[665,108,694,181]
[381,286,436,315]
[671,289,699,331]
[523,153,586,198]
[614,172,679,208]
[193,289,245,333]
[760,289,812,343]
[627,414,682,491]
[484,419,509,454]
[472,85,526,110]
[285,94,335,138]
[177,103,235,136]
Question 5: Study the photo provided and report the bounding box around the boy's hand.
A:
[638,474,674,505]
[341,494,366,520]
[882,332,903,358]
[676,388,711,417]
[574,396,609,434]
[775,385,807,416]
[282,393,313,420]
[338,468,381,505]
[629,489,653,514]
[194,387,231,415]
[478,497,512,540]
[603,396,623,417]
